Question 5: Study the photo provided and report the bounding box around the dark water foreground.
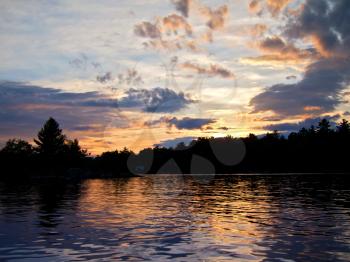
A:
[1,175,350,261]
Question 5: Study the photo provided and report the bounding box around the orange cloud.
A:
[266,0,292,16]
[162,14,192,36]
[201,5,229,30]
[243,36,320,66]
[249,0,292,17]
[248,0,262,14]
[304,106,322,112]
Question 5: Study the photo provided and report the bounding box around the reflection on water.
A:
[1,175,350,261]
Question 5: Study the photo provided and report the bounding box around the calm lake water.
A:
[1,174,350,261]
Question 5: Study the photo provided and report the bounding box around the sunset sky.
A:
[1,0,350,154]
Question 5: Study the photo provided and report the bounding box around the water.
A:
[0,174,350,261]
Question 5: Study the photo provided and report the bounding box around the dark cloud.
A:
[0,81,127,140]
[0,82,193,142]
[74,87,193,113]
[263,115,340,132]
[250,0,350,117]
[172,0,190,17]
[259,36,285,51]
[96,72,112,83]
[0,81,99,107]
[285,0,350,58]
[286,75,296,80]
[250,58,350,116]
[118,87,194,113]
[145,116,215,130]
[134,21,161,39]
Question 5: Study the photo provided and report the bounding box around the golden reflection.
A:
[78,175,277,259]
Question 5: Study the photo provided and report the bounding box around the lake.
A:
[1,174,350,261]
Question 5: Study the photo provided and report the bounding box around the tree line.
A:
[1,117,350,178]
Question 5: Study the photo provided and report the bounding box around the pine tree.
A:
[34,118,66,157]
[317,119,332,135]
[337,119,350,135]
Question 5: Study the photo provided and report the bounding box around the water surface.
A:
[1,174,350,261]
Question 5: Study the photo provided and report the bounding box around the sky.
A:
[0,0,350,154]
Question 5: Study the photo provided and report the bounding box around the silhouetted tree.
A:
[337,119,350,135]
[0,139,33,156]
[34,118,66,157]
[0,139,35,176]
[65,139,87,158]
[317,119,332,135]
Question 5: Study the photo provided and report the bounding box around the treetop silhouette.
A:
[34,117,66,157]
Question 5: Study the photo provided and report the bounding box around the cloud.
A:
[171,0,229,31]
[249,0,261,14]
[263,115,340,132]
[162,14,192,36]
[134,21,161,39]
[249,0,292,17]
[172,0,191,17]
[80,87,193,113]
[181,62,235,79]
[0,81,99,107]
[259,36,285,51]
[243,36,320,65]
[0,81,197,149]
[250,0,350,117]
[286,75,296,80]
[145,116,215,130]
[134,2,229,52]
[117,68,143,87]
[0,81,127,139]
[118,87,194,113]
[250,58,350,116]
[134,16,196,51]
[285,0,350,58]
[0,82,193,139]
[96,72,112,83]
[202,5,229,30]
